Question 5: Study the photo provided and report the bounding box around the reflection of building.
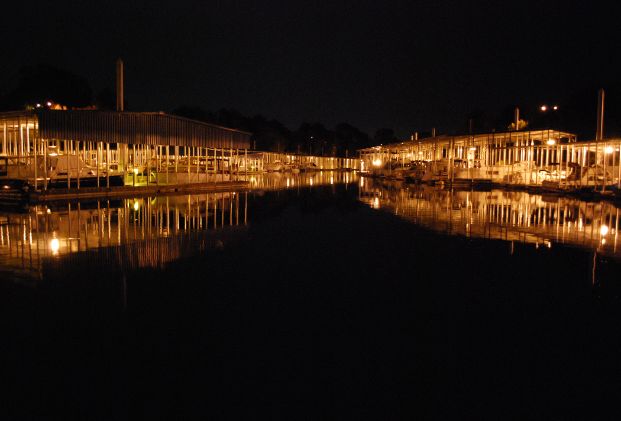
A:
[0,192,248,279]
[0,110,251,190]
[359,130,621,189]
[247,171,358,190]
[360,179,621,257]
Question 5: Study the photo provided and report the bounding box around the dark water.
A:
[1,175,621,419]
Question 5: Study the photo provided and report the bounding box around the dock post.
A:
[106,142,110,188]
[77,141,80,189]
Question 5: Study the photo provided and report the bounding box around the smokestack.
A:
[514,107,520,131]
[116,58,124,112]
[596,88,605,141]
[431,128,436,137]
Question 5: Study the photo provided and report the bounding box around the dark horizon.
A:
[3,1,621,140]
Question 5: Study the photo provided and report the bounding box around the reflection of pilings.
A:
[247,171,358,191]
[42,226,248,277]
[359,181,621,258]
[0,191,249,278]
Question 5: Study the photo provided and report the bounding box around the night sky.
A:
[3,0,621,138]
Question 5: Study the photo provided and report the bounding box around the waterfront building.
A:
[359,129,621,190]
[0,109,251,191]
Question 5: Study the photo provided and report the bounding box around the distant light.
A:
[50,238,60,254]
[372,159,382,167]
[36,103,41,108]
[46,208,51,214]
[133,167,139,175]
[2,185,9,190]
[540,105,547,111]
[553,105,558,110]
[546,139,556,146]
[46,101,52,107]
[604,146,614,154]
[600,224,609,236]
[133,201,140,211]
[601,238,607,245]
[469,147,477,151]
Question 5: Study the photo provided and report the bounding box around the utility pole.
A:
[596,88,605,142]
[514,107,520,131]
[596,89,605,192]
[116,58,124,112]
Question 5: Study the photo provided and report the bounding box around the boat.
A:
[265,160,284,172]
[299,162,319,172]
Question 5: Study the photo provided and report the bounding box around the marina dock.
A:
[359,129,621,199]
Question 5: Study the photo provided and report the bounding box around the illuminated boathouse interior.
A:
[0,109,360,194]
[359,129,621,189]
[0,109,252,190]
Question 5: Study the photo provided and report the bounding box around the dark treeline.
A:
[0,64,118,111]
[170,106,392,156]
[2,64,620,150]
[463,87,621,141]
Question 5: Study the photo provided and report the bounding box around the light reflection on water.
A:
[246,170,355,190]
[360,179,621,258]
[0,172,359,281]
[0,192,248,280]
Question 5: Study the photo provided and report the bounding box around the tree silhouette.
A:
[0,64,92,110]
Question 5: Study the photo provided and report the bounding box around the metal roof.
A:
[31,110,251,149]
[359,129,577,152]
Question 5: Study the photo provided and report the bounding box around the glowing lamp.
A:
[540,105,547,111]
[604,146,614,154]
[546,139,556,146]
[50,238,60,254]
[372,159,382,167]
[600,224,609,236]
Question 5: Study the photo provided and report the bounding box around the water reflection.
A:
[0,192,248,280]
[0,172,359,281]
[360,179,621,258]
[247,170,356,190]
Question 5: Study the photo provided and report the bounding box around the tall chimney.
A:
[514,107,520,131]
[431,128,436,137]
[596,88,605,141]
[116,58,124,112]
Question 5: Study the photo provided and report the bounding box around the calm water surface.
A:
[1,173,620,419]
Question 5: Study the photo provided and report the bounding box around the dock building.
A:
[0,109,252,191]
[359,129,621,190]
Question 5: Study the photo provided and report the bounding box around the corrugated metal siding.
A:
[37,110,251,149]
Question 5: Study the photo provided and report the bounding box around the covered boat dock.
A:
[0,109,252,193]
[359,129,621,191]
